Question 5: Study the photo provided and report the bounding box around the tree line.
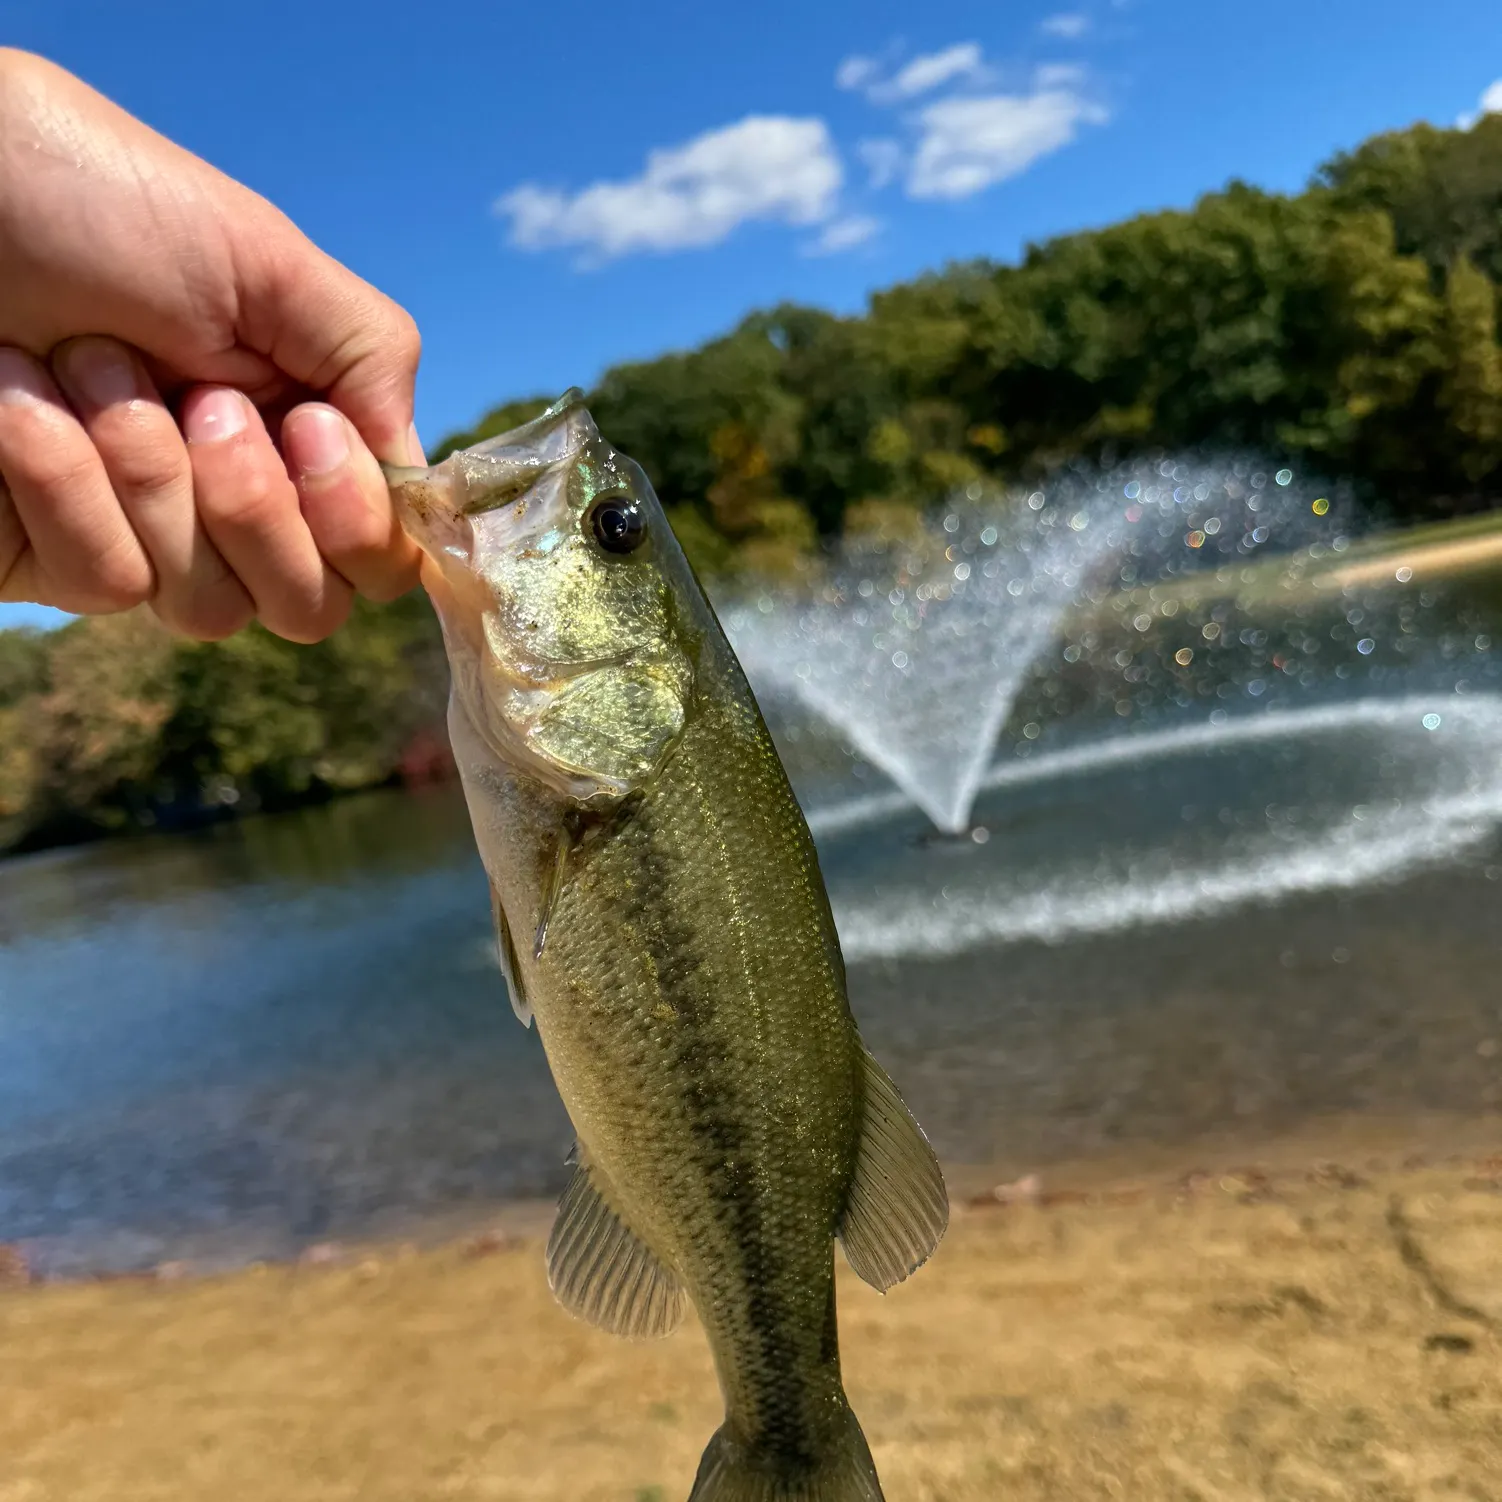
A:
[3,113,1500,852]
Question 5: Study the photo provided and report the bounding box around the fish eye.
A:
[589,495,647,555]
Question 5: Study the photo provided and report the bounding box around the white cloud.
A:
[838,42,986,105]
[1040,12,1090,38]
[495,117,843,261]
[876,43,986,102]
[1458,78,1502,128]
[836,54,880,92]
[806,215,881,255]
[907,88,1107,200]
[1034,62,1086,88]
[858,137,904,189]
[837,40,1107,202]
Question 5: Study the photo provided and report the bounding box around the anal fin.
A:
[546,1145,683,1338]
[490,882,532,1028]
[838,1051,948,1291]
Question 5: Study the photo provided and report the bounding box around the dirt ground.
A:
[5,1137,1502,1502]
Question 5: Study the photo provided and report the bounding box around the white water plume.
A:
[724,500,1119,832]
[722,456,1357,834]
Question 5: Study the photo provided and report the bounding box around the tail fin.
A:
[686,1404,883,1502]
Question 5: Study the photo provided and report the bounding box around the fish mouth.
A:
[382,461,454,526]
[381,390,598,558]
[383,463,474,574]
[380,463,432,489]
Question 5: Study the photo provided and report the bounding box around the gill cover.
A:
[387,391,696,805]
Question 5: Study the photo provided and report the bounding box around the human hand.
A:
[0,49,423,640]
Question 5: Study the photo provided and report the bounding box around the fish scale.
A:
[386,390,947,1502]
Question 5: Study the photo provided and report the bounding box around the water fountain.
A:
[724,502,1115,833]
[718,453,1502,969]
[722,456,1368,835]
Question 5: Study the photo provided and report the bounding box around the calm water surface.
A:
[3,686,1501,1275]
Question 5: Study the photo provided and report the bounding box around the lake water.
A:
[3,674,1502,1277]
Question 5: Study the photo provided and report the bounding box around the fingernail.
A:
[407,422,426,465]
[184,388,248,445]
[0,348,47,406]
[286,407,351,477]
[58,339,139,407]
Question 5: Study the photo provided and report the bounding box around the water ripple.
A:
[820,693,1502,959]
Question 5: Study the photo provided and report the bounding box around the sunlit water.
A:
[2,644,1500,1274]
[820,691,1502,958]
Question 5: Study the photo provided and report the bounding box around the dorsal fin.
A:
[838,1051,948,1291]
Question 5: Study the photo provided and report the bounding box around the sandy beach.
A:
[6,1122,1502,1502]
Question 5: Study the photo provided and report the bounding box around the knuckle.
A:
[7,431,97,497]
[93,573,153,613]
[357,556,421,604]
[358,577,407,606]
[331,505,394,561]
[275,585,351,644]
[44,448,102,497]
[200,464,291,533]
[390,307,422,367]
[99,583,152,613]
[91,538,154,610]
[101,425,190,499]
[310,587,353,639]
[155,546,255,640]
[167,591,255,642]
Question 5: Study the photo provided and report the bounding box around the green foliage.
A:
[448,116,1498,543]
[553,176,1499,537]
[162,593,442,797]
[0,627,49,707]
[2,112,1500,852]
[1320,112,1502,282]
[1438,257,1502,480]
[430,396,553,461]
[0,594,444,851]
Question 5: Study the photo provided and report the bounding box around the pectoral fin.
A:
[838,1051,949,1291]
[532,831,572,962]
[490,883,532,1028]
[546,1146,683,1338]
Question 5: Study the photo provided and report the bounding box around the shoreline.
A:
[5,1119,1502,1499]
[9,1106,1502,1289]
[0,767,460,863]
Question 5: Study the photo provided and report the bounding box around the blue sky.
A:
[3,0,1500,630]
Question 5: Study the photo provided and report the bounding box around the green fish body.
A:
[388,393,946,1502]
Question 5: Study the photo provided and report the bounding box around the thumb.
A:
[242,222,423,466]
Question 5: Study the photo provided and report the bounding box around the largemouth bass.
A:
[386,392,947,1502]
